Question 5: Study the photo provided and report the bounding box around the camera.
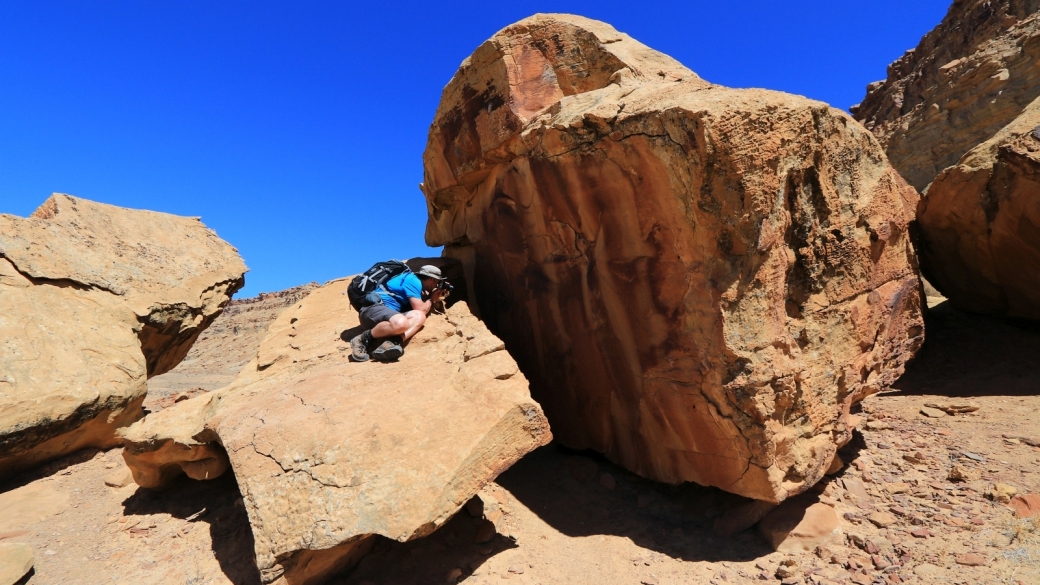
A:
[436,280,454,293]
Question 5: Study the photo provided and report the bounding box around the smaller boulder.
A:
[0,542,33,585]
[1010,494,1040,518]
[713,500,778,537]
[758,498,841,552]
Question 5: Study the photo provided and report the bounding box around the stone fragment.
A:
[121,286,550,585]
[865,421,893,431]
[920,407,947,419]
[0,194,245,479]
[925,402,980,415]
[1010,494,1040,518]
[948,465,977,483]
[423,13,924,503]
[712,499,778,537]
[0,542,33,585]
[103,468,134,489]
[446,568,463,582]
[867,512,897,528]
[955,552,988,567]
[758,498,842,552]
[825,454,844,476]
[842,479,871,501]
[987,483,1018,503]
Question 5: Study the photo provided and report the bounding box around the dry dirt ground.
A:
[2,292,1039,585]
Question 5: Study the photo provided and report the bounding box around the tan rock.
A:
[0,542,33,585]
[867,511,898,528]
[920,406,947,418]
[0,483,68,532]
[0,194,245,479]
[103,467,134,489]
[422,13,924,503]
[925,401,980,415]
[948,465,978,483]
[825,454,844,476]
[955,552,989,567]
[1009,494,1040,518]
[916,100,1040,320]
[988,483,1019,503]
[757,498,842,552]
[122,282,550,585]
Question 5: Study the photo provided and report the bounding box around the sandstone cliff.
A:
[422,14,925,503]
[121,281,550,585]
[0,194,246,479]
[853,0,1040,191]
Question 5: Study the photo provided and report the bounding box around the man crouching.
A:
[350,265,450,362]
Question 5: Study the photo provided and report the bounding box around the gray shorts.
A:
[359,303,400,330]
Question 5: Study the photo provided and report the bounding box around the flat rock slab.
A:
[757,498,841,552]
[0,194,245,479]
[422,14,924,502]
[122,282,551,585]
[0,542,33,585]
[0,481,69,533]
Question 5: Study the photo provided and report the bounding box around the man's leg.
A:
[371,310,426,342]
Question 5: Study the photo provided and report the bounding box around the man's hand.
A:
[432,288,450,303]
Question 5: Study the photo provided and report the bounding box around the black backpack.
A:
[346,260,412,311]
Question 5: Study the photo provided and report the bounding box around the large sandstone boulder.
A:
[0,194,246,479]
[422,14,924,503]
[917,98,1040,319]
[121,281,551,585]
[853,0,1040,191]
[854,1,1040,320]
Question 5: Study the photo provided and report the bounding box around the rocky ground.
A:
[2,290,1038,585]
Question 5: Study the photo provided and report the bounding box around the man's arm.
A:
[409,295,432,314]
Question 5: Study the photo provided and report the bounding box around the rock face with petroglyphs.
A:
[854,0,1040,320]
[121,280,550,585]
[0,194,245,480]
[422,14,925,503]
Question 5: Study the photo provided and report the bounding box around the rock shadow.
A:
[121,472,261,585]
[495,444,773,563]
[0,448,102,494]
[889,300,1040,397]
[328,510,518,585]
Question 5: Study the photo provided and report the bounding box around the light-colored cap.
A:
[417,265,445,280]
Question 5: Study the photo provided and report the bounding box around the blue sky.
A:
[0,1,951,296]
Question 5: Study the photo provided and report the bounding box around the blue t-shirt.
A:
[375,272,423,312]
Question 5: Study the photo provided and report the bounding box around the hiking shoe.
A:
[371,337,404,362]
[349,332,371,362]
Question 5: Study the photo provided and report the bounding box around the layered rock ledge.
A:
[0,194,246,479]
[121,280,551,585]
[422,14,925,503]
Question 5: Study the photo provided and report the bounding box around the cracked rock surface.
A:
[854,0,1040,321]
[0,193,246,480]
[120,281,551,585]
[422,14,925,503]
